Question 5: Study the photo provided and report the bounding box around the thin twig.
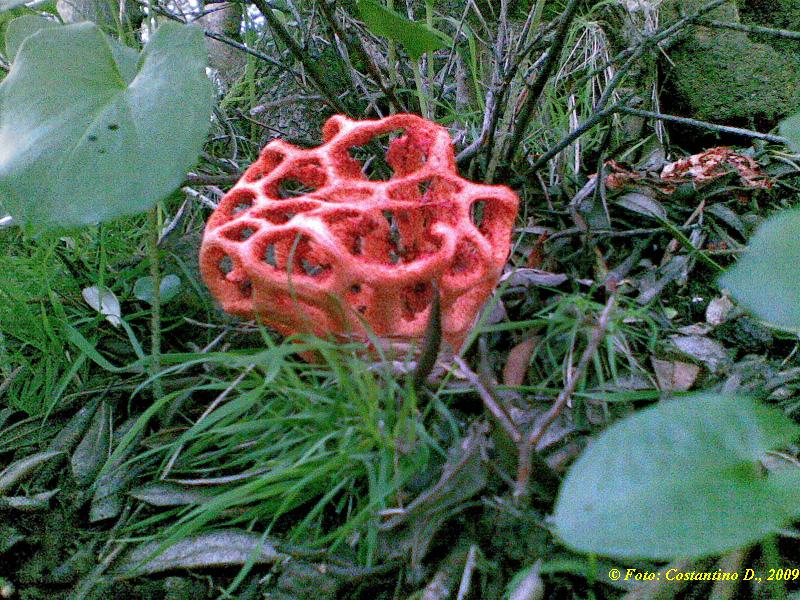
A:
[133,0,296,73]
[252,0,349,114]
[318,0,405,112]
[455,545,479,600]
[697,19,800,40]
[183,173,240,186]
[503,0,582,164]
[453,356,521,444]
[617,106,789,144]
[514,294,616,500]
[529,98,627,171]
[456,0,512,165]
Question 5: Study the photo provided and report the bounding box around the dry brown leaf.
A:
[503,336,541,387]
[651,358,700,392]
[660,147,771,189]
[705,295,735,326]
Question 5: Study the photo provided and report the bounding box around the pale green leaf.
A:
[719,208,800,330]
[553,394,800,560]
[0,0,28,13]
[0,21,213,229]
[4,14,58,60]
[134,273,182,305]
[780,111,800,152]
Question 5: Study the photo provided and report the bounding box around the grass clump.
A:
[121,339,451,568]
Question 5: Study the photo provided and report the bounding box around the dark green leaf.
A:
[0,489,59,510]
[90,417,141,522]
[357,0,450,61]
[719,208,800,330]
[553,394,800,560]
[129,481,216,506]
[411,281,440,390]
[0,21,213,229]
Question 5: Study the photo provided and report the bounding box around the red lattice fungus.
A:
[199,114,519,351]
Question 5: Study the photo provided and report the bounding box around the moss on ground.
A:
[659,0,800,128]
[740,0,800,53]
[668,30,800,127]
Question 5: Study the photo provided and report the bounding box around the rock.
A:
[662,0,800,128]
[741,0,800,54]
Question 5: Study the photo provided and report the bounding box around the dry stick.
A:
[134,0,295,73]
[184,173,240,186]
[617,106,789,144]
[514,294,617,500]
[573,0,729,92]
[481,0,510,174]
[454,8,558,165]
[318,0,405,113]
[455,0,513,165]
[455,544,480,600]
[503,0,582,165]
[529,99,627,171]
[453,356,521,444]
[698,18,800,40]
[251,0,349,115]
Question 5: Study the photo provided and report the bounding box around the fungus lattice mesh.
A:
[200,114,519,350]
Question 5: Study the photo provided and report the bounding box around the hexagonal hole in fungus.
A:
[447,238,481,278]
[471,198,514,244]
[401,282,432,321]
[219,189,256,220]
[244,148,284,183]
[324,211,393,264]
[263,159,327,200]
[346,129,427,181]
[221,223,257,242]
[252,200,321,225]
[470,200,486,229]
[382,210,405,263]
[387,176,461,213]
[219,254,234,276]
[237,278,253,299]
[278,178,316,199]
[258,232,334,280]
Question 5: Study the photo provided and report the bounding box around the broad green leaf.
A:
[134,273,181,305]
[0,21,213,229]
[719,208,800,330]
[5,14,58,60]
[780,111,800,152]
[0,0,27,13]
[357,0,450,61]
[553,394,800,560]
